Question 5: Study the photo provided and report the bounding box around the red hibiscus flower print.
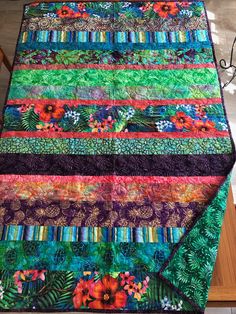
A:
[193,120,215,132]
[57,6,75,18]
[73,278,94,309]
[170,112,193,130]
[34,102,65,122]
[153,2,179,18]
[89,275,127,310]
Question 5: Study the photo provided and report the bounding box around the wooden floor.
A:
[208,189,236,306]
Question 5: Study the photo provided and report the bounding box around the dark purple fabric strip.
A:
[1,200,204,227]
[0,153,234,176]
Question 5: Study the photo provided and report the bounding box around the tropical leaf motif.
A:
[36,271,75,310]
[3,114,22,131]
[0,271,18,309]
[21,108,39,131]
[162,177,231,309]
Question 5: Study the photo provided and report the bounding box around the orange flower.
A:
[73,278,94,309]
[74,12,89,18]
[170,112,193,130]
[153,2,179,18]
[193,120,215,132]
[57,6,75,18]
[89,275,127,310]
[124,281,136,296]
[34,103,65,122]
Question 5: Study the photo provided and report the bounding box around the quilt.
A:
[0,1,235,313]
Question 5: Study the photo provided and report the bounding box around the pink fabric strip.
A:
[0,175,225,185]
[13,63,216,71]
[7,98,222,108]
[1,131,229,139]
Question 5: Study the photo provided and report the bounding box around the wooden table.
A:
[208,188,236,306]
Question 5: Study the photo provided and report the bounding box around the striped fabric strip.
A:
[11,68,218,87]
[21,16,208,33]
[13,63,216,71]
[0,153,233,176]
[1,131,229,139]
[6,98,223,107]
[0,137,232,155]
[20,30,209,44]
[14,48,214,66]
[0,225,186,243]
[0,174,224,184]
[17,41,212,52]
[7,84,221,101]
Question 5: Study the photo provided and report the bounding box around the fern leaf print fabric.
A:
[0,1,235,313]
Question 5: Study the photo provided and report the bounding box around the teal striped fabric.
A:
[0,225,186,243]
[20,29,209,44]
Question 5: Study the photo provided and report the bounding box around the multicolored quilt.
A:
[0,0,235,313]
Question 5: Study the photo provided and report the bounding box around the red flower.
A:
[153,2,179,18]
[18,103,34,113]
[34,103,65,122]
[73,278,94,309]
[120,272,135,287]
[193,120,215,132]
[89,275,127,310]
[140,2,153,12]
[181,2,191,7]
[57,6,75,18]
[170,112,193,130]
[78,2,86,11]
[13,270,46,294]
[31,270,46,281]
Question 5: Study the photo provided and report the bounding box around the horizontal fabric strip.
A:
[1,131,229,139]
[7,98,222,108]
[15,48,214,66]
[0,154,234,176]
[0,200,205,227]
[0,270,192,312]
[24,1,205,19]
[0,182,219,203]
[21,16,207,32]
[19,30,209,45]
[13,63,215,71]
[0,137,232,155]
[11,68,218,87]
[0,175,225,184]
[0,225,186,243]
[0,241,173,272]
[16,41,212,52]
[7,84,221,101]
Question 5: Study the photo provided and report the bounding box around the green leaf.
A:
[21,108,39,131]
